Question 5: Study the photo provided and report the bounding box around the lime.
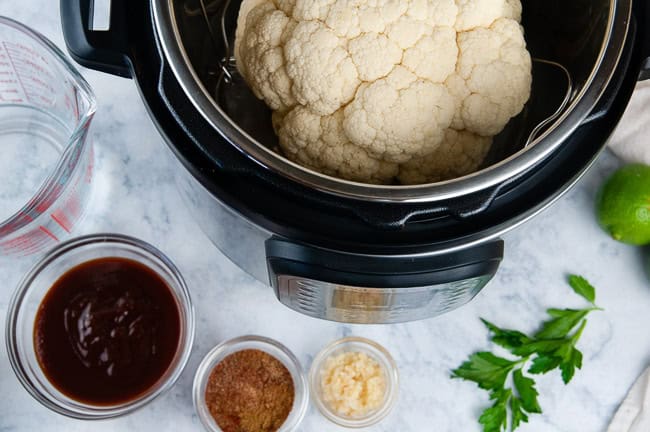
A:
[596,164,650,245]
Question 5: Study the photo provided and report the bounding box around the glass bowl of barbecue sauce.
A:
[5,234,195,419]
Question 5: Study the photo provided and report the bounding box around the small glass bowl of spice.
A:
[193,335,309,432]
[309,337,399,428]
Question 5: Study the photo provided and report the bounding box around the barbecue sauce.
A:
[33,257,181,405]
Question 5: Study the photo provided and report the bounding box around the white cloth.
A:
[608,80,650,164]
[608,367,650,432]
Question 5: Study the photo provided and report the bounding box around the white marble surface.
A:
[2,3,650,432]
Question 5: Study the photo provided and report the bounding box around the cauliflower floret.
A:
[402,26,458,82]
[343,66,455,163]
[453,18,532,136]
[235,0,532,185]
[235,2,297,111]
[275,107,399,183]
[398,129,492,184]
[284,20,360,115]
[455,0,522,31]
[348,33,402,82]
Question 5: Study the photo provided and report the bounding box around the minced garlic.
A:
[320,351,386,417]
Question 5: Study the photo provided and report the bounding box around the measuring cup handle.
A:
[60,0,131,78]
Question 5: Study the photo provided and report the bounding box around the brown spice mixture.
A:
[205,349,295,432]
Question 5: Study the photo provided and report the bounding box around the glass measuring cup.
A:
[0,17,95,256]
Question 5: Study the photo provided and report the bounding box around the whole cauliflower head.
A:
[235,0,532,184]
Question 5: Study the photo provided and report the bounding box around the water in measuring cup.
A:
[0,106,68,222]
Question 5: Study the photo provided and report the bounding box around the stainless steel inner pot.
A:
[152,0,631,203]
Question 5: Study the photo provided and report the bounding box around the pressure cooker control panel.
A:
[265,238,503,324]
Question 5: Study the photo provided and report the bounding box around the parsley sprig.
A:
[452,275,603,432]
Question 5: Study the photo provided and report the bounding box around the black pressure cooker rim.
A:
[128,5,643,252]
[60,0,648,251]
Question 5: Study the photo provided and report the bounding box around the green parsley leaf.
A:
[560,347,584,384]
[572,347,583,369]
[490,387,512,403]
[479,400,509,432]
[552,339,574,362]
[453,274,603,432]
[535,309,590,339]
[512,339,565,357]
[527,318,588,378]
[546,308,572,318]
[510,397,529,430]
[570,319,588,343]
[482,319,532,350]
[452,352,517,390]
[559,358,575,384]
[528,354,562,375]
[568,275,596,303]
[512,369,542,413]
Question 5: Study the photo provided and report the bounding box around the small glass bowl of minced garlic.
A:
[309,337,399,428]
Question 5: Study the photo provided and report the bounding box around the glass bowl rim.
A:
[193,334,309,432]
[4,233,195,419]
[308,336,399,428]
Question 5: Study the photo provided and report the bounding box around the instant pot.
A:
[61,0,649,323]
